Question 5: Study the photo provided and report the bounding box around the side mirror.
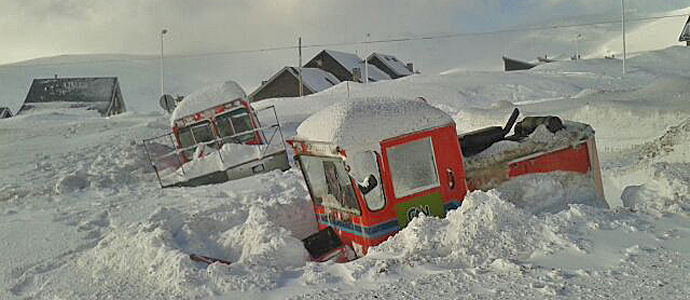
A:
[358,174,378,195]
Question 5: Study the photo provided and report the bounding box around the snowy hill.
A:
[595,7,690,58]
[1,44,690,299]
[2,6,690,298]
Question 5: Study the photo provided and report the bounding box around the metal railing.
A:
[142,105,288,187]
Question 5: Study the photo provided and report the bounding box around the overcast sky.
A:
[1,0,688,65]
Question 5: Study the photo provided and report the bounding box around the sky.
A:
[1,0,689,66]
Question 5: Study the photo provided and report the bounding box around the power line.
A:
[2,12,688,69]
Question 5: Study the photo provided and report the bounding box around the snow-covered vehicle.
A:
[143,81,290,188]
[288,97,606,262]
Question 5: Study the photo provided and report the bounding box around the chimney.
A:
[406,63,414,72]
[352,67,362,82]
[54,74,58,79]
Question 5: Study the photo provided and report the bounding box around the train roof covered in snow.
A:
[170,81,246,126]
[293,97,453,152]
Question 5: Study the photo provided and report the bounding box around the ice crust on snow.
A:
[294,97,453,152]
[170,81,246,126]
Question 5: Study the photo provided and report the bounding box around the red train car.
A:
[288,97,605,262]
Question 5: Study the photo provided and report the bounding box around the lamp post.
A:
[160,29,168,96]
[621,0,627,75]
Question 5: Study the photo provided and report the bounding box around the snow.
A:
[3,12,690,299]
[170,81,246,126]
[595,7,690,58]
[294,97,453,152]
[158,143,261,185]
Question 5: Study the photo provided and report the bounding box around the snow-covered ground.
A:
[2,17,690,300]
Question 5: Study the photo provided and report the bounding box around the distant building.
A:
[0,107,12,119]
[304,50,390,83]
[502,56,538,72]
[366,53,414,79]
[22,77,126,116]
[250,67,341,102]
[679,16,690,46]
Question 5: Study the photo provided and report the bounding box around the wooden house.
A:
[304,50,390,83]
[0,107,12,119]
[250,67,341,102]
[680,16,690,46]
[22,77,126,116]
[366,53,413,79]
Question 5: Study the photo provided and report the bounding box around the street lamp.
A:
[160,29,168,96]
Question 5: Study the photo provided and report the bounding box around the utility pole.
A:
[621,0,627,75]
[364,33,370,84]
[575,33,582,60]
[160,29,168,96]
[298,37,303,97]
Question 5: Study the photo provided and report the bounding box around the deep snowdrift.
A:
[1,45,690,299]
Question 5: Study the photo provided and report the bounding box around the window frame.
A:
[298,154,362,215]
[349,151,386,212]
[385,136,440,199]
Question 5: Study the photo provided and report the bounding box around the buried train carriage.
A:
[143,81,290,188]
[289,97,606,262]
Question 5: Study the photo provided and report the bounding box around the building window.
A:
[386,137,439,198]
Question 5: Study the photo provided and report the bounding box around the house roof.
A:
[367,53,413,77]
[321,50,391,82]
[22,77,124,116]
[0,107,12,118]
[679,16,690,42]
[249,67,340,100]
[25,77,119,104]
[286,67,341,93]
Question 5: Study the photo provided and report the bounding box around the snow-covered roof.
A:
[170,81,246,126]
[0,107,12,118]
[323,50,391,82]
[287,67,340,93]
[368,53,413,77]
[294,97,453,152]
[21,77,125,116]
[679,16,690,42]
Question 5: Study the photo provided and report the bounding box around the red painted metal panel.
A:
[508,142,591,178]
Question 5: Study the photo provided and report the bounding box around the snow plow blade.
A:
[302,227,346,262]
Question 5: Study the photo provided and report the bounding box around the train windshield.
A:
[299,155,361,215]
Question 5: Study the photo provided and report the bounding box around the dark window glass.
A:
[191,121,214,144]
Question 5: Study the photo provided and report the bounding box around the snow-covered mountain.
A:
[1,8,690,300]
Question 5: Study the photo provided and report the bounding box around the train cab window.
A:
[349,151,385,211]
[177,126,195,160]
[386,137,440,198]
[191,121,214,144]
[215,108,254,143]
[300,155,361,215]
